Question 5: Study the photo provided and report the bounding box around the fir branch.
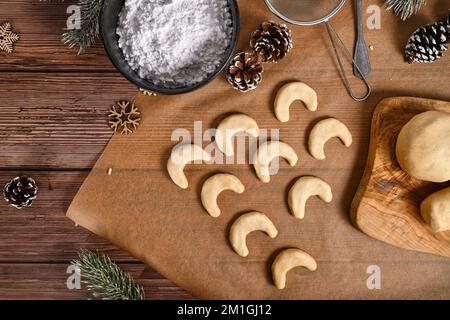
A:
[62,0,102,55]
[72,249,145,300]
[385,0,426,21]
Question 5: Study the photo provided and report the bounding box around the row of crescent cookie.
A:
[167,104,352,188]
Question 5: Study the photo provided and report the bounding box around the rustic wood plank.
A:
[0,263,193,300]
[0,1,113,70]
[0,72,137,169]
[351,97,450,257]
[0,0,449,300]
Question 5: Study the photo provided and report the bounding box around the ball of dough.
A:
[420,187,450,233]
[396,111,450,183]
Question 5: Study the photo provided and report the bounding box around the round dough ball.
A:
[420,187,450,233]
[396,110,450,183]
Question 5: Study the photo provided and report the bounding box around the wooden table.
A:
[0,0,449,299]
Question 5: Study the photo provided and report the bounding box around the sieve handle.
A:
[324,22,371,102]
[353,0,371,78]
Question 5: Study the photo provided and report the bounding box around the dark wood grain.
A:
[0,263,192,300]
[0,72,136,169]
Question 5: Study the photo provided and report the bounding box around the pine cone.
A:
[250,21,293,63]
[3,176,38,209]
[405,15,449,64]
[226,52,263,92]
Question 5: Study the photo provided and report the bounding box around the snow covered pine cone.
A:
[3,176,38,209]
[405,12,450,63]
[250,21,293,63]
[226,52,263,92]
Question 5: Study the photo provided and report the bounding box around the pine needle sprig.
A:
[73,249,145,300]
[62,0,102,55]
[385,0,426,21]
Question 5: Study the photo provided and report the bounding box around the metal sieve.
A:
[263,0,371,101]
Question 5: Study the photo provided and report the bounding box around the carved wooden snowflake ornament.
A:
[0,22,19,53]
[108,100,141,135]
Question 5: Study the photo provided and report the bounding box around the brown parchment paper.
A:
[66,1,450,299]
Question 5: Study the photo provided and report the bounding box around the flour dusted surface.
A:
[117,0,233,88]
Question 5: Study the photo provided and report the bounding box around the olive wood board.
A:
[351,97,450,258]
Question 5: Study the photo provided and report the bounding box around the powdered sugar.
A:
[117,0,233,88]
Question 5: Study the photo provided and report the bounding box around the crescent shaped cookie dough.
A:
[253,140,298,183]
[288,176,333,219]
[274,82,318,122]
[167,143,211,189]
[308,118,352,160]
[272,248,317,289]
[229,211,278,257]
[396,111,450,183]
[201,173,245,218]
[215,113,260,157]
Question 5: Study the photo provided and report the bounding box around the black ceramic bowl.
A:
[100,0,240,95]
